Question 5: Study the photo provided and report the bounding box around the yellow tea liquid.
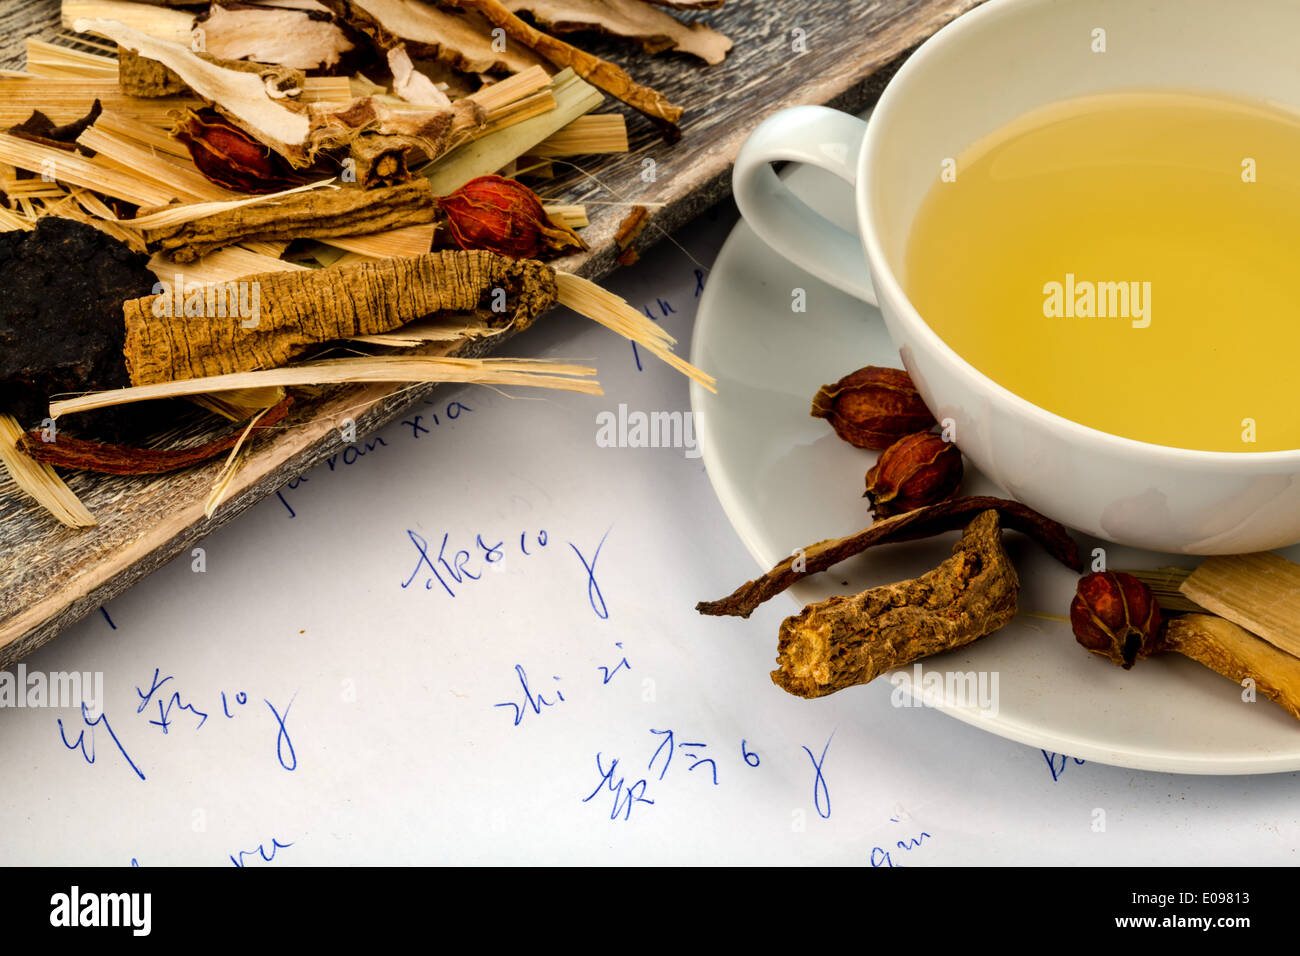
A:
[905,91,1300,452]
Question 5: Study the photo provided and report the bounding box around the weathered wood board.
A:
[0,0,985,665]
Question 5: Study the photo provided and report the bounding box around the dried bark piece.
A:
[1160,615,1300,722]
[613,203,648,250]
[0,217,156,428]
[349,132,413,187]
[194,3,360,72]
[444,0,684,136]
[772,510,1019,699]
[123,248,557,384]
[118,45,189,97]
[697,495,1082,619]
[8,100,103,152]
[318,0,548,74]
[144,179,438,261]
[89,19,479,166]
[501,0,732,65]
[19,396,293,475]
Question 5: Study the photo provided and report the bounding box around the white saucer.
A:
[689,150,1300,775]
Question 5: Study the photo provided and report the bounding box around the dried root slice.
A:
[122,249,558,385]
[501,0,732,64]
[698,496,1083,619]
[18,397,294,475]
[1161,614,1300,722]
[445,0,683,135]
[0,414,96,528]
[193,4,360,72]
[317,0,549,74]
[771,510,1019,699]
[82,18,482,166]
[143,179,437,261]
[1179,553,1300,659]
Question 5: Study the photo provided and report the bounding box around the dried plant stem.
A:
[555,271,715,390]
[50,357,602,418]
[0,414,96,527]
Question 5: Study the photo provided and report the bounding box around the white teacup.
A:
[732,0,1300,554]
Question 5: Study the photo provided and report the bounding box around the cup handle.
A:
[732,105,877,306]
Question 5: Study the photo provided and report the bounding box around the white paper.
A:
[2,205,1298,866]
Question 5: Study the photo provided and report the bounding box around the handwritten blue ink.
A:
[494,665,565,726]
[265,695,297,771]
[597,642,630,684]
[742,739,760,767]
[679,742,718,785]
[1041,750,1086,781]
[648,728,674,780]
[801,732,833,819]
[694,268,705,297]
[221,690,248,719]
[276,491,295,518]
[99,606,116,629]
[135,668,208,733]
[569,526,611,619]
[230,837,293,868]
[583,753,654,822]
[58,703,146,781]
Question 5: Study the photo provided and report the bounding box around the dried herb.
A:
[1069,571,1162,669]
[863,431,962,517]
[172,107,299,194]
[0,217,156,429]
[436,174,585,259]
[771,510,1019,698]
[1178,553,1300,659]
[8,100,102,153]
[442,0,684,137]
[1160,614,1300,722]
[143,179,438,261]
[696,495,1082,619]
[613,203,649,264]
[19,397,293,475]
[123,248,558,385]
[811,366,936,450]
[502,0,733,64]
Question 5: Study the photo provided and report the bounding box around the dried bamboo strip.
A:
[77,125,241,202]
[0,132,176,206]
[423,69,602,195]
[530,114,628,156]
[51,357,603,417]
[543,203,588,229]
[554,272,716,390]
[0,414,96,528]
[25,38,118,78]
[147,246,309,288]
[0,76,352,126]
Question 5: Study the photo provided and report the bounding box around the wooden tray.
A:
[0,0,984,665]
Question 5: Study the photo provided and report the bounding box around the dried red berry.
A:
[863,431,963,517]
[173,108,298,194]
[436,174,586,260]
[811,366,936,450]
[1070,571,1162,669]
